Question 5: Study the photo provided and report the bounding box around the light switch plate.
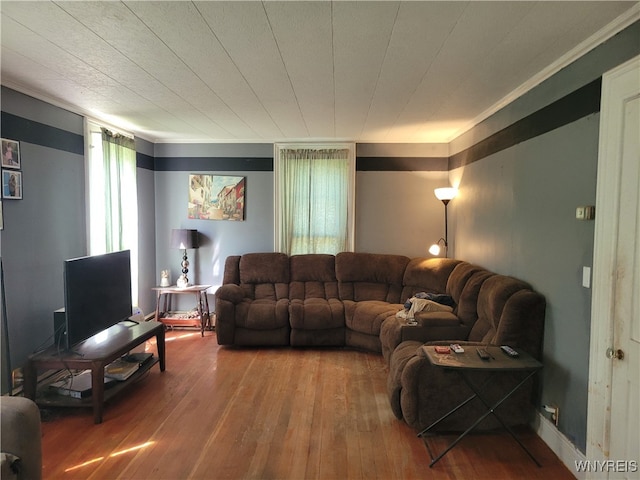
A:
[582,266,591,288]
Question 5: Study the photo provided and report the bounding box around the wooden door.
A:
[588,55,640,478]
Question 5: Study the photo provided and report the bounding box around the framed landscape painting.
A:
[188,174,245,221]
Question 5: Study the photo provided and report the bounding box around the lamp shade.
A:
[171,229,199,249]
[434,187,458,201]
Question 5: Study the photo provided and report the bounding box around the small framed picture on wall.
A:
[1,138,20,169]
[2,170,22,200]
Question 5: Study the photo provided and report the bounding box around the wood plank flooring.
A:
[39,330,576,479]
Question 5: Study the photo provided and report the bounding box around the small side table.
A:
[419,345,543,467]
[152,285,212,336]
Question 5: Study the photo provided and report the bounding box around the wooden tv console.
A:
[23,320,165,424]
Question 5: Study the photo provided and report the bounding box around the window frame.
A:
[274,142,356,254]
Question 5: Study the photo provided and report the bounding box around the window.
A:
[274,144,355,255]
[86,121,139,306]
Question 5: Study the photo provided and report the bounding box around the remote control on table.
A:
[476,348,491,360]
[450,344,464,354]
[500,345,520,357]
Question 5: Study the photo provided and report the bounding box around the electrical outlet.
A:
[576,207,585,219]
[543,404,559,426]
[11,368,23,389]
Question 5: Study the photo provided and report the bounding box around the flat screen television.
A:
[62,250,133,350]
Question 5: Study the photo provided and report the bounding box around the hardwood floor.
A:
[39,330,575,479]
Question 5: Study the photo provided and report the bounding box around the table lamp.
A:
[171,229,199,288]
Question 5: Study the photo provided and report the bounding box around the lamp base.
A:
[176,274,190,288]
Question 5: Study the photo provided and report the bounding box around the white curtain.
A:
[278,148,350,255]
[88,127,138,305]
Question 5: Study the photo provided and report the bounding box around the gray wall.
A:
[0,89,160,388]
[448,21,639,453]
[135,138,158,317]
[1,88,86,390]
[355,171,449,256]
[153,170,274,295]
[151,143,449,311]
[451,115,599,450]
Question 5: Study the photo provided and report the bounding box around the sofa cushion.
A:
[469,275,531,344]
[1,453,20,480]
[234,298,290,330]
[239,253,289,300]
[495,290,546,358]
[289,298,344,330]
[240,252,289,283]
[336,252,409,303]
[289,254,338,300]
[448,266,494,329]
[344,300,403,336]
[222,255,241,284]
[400,258,461,301]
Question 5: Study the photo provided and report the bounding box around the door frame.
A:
[586,55,640,470]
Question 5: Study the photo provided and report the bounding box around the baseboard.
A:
[533,412,585,479]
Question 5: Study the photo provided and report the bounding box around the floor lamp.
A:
[171,229,199,288]
[429,187,457,258]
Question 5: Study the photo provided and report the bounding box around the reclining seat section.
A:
[380,261,494,362]
[335,252,410,353]
[289,254,345,347]
[215,253,290,346]
[380,258,459,361]
[387,274,546,432]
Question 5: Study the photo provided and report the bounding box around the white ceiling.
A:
[1,1,637,144]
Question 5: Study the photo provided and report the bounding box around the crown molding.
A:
[447,4,640,143]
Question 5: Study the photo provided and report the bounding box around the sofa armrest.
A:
[380,314,472,364]
[215,284,244,304]
[215,284,245,345]
[0,397,42,480]
[420,340,489,348]
[416,312,459,327]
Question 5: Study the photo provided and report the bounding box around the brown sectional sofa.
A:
[215,251,546,432]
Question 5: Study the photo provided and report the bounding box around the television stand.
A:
[23,320,165,424]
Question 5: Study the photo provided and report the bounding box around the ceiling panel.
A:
[332,1,400,140]
[1,1,636,143]
[361,1,468,141]
[125,1,284,140]
[194,1,309,139]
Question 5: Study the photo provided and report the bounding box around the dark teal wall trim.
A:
[137,152,155,171]
[0,77,604,172]
[449,78,602,170]
[356,156,448,171]
[152,155,448,172]
[1,111,84,156]
[154,156,273,171]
